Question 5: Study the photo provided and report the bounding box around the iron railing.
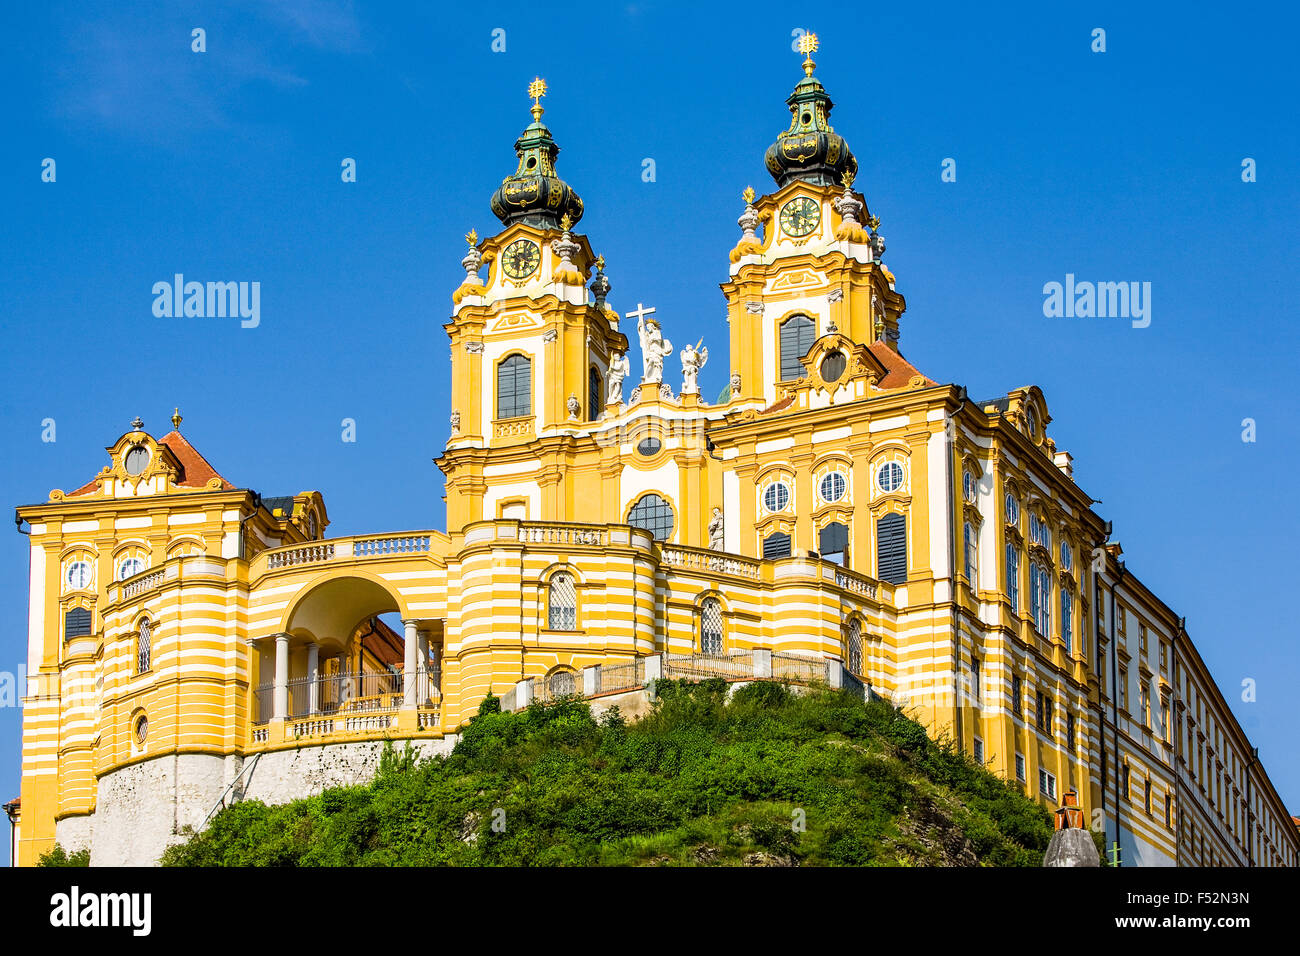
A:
[596,658,646,695]
[662,650,755,681]
[772,652,826,684]
[254,669,439,723]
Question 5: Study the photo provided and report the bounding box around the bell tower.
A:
[439,79,629,532]
[721,35,907,410]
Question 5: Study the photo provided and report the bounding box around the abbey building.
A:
[12,42,1297,868]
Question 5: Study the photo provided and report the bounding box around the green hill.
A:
[162,680,1084,866]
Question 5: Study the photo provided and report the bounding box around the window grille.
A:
[700,598,724,655]
[137,619,152,674]
[548,572,577,630]
[628,494,674,541]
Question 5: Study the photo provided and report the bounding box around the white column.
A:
[273,633,290,720]
[306,642,320,714]
[403,619,419,707]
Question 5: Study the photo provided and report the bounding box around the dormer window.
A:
[124,446,149,476]
[820,350,846,382]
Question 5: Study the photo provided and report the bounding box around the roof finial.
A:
[131,416,144,432]
[798,31,819,76]
[171,407,183,431]
[528,76,547,122]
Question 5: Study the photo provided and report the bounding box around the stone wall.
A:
[82,736,459,866]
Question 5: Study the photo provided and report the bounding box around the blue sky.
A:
[2,1,1297,843]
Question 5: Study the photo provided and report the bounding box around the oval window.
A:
[636,436,662,456]
[821,350,847,383]
[764,481,791,512]
[877,462,904,493]
[124,446,149,476]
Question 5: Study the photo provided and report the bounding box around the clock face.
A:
[501,239,540,280]
[779,196,821,238]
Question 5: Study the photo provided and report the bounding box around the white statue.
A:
[607,351,630,404]
[679,339,709,394]
[637,313,673,384]
[707,507,725,550]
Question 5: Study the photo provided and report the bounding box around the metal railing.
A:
[663,650,755,681]
[772,652,827,684]
[596,658,646,695]
[254,670,439,723]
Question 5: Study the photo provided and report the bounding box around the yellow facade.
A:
[13,52,1297,868]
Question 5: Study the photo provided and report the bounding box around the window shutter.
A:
[876,513,906,584]
[762,532,791,559]
[779,315,815,380]
[65,607,92,640]
[819,522,848,565]
[497,354,531,419]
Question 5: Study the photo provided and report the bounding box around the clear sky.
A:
[2,1,1297,843]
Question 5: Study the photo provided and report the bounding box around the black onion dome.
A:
[764,68,857,189]
[489,104,584,230]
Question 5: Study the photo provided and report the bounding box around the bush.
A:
[38,844,90,867]
[166,682,1056,867]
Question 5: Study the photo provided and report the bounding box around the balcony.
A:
[251,669,441,745]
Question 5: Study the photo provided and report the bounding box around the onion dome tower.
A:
[764,34,858,188]
[489,78,585,229]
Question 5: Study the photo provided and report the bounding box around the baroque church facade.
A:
[13,42,1297,867]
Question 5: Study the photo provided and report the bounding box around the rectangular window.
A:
[973,737,984,765]
[1140,624,1148,657]
[1121,763,1131,800]
[963,521,977,582]
[1165,793,1172,829]
[1035,691,1045,732]
[64,607,92,640]
[1015,753,1026,782]
[1006,543,1019,611]
[1067,712,1077,752]
[1061,591,1073,654]
[1012,674,1023,717]
[762,532,792,560]
[1118,666,1128,712]
[1140,684,1151,729]
[1159,640,1168,673]
[970,656,981,707]
[1039,768,1057,800]
[1144,778,1152,815]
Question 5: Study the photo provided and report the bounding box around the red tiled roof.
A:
[867,341,937,389]
[67,431,233,497]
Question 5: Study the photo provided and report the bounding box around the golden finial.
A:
[842,171,855,189]
[560,213,573,232]
[798,31,819,75]
[867,214,880,231]
[465,228,478,247]
[743,185,755,204]
[171,407,183,431]
[595,254,605,271]
[528,76,547,121]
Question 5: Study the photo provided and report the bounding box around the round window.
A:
[636,436,662,456]
[821,350,847,383]
[65,560,92,590]
[764,481,791,513]
[124,446,149,476]
[819,472,846,503]
[877,462,904,493]
[118,556,145,581]
[1005,493,1020,525]
[134,714,148,746]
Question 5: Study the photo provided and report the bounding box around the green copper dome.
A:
[489,83,584,230]
[764,60,857,189]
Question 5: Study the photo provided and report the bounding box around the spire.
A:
[489,77,585,230]
[764,33,858,189]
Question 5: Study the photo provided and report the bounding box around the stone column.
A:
[583,665,600,697]
[306,642,320,715]
[403,619,419,708]
[752,648,773,679]
[273,633,290,720]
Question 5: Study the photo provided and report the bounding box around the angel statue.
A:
[607,351,631,404]
[680,339,709,394]
[637,311,673,384]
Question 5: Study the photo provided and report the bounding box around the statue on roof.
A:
[680,339,708,394]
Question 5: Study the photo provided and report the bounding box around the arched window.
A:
[497,353,532,419]
[588,367,602,420]
[628,494,674,541]
[137,619,152,674]
[117,555,146,581]
[700,597,724,656]
[876,513,906,585]
[1061,590,1074,653]
[1006,542,1020,611]
[844,618,863,677]
[779,314,816,380]
[762,531,791,559]
[548,572,577,630]
[64,607,92,641]
[819,522,849,566]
